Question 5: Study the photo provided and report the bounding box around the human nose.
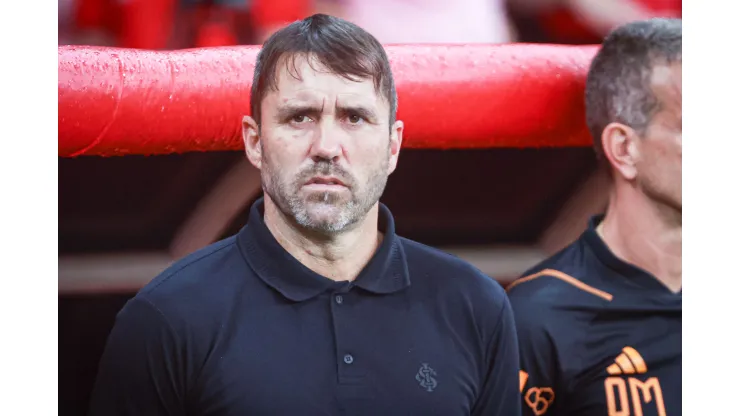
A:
[309,118,344,163]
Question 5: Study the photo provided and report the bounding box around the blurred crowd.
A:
[58,0,681,48]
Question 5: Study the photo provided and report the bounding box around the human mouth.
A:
[303,176,348,191]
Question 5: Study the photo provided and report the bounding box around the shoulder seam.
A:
[400,237,484,273]
[507,268,613,301]
[131,296,178,333]
[145,239,237,294]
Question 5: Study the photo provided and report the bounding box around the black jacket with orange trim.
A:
[506,215,681,416]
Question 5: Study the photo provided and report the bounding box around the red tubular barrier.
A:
[58,44,598,157]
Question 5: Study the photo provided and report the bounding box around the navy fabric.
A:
[89,198,520,415]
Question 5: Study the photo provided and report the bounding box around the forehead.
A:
[268,54,386,108]
[650,62,682,112]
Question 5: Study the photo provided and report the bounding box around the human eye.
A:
[347,113,365,125]
[288,113,314,125]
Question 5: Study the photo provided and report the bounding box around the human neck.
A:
[598,184,682,293]
[263,196,382,282]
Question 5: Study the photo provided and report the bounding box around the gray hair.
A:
[585,18,682,160]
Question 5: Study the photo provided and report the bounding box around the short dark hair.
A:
[250,14,398,129]
[585,18,682,160]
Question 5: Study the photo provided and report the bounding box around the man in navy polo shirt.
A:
[89,13,520,415]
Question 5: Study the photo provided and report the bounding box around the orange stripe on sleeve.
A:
[507,269,613,301]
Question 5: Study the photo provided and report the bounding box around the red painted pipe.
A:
[58,44,598,157]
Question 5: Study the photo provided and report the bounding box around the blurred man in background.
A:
[89,13,521,415]
[508,18,681,416]
[509,0,681,44]
[308,0,515,44]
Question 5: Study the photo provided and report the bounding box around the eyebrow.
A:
[336,105,378,122]
[275,103,323,121]
[275,102,380,123]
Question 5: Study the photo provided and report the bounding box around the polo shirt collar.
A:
[584,215,681,295]
[237,198,411,302]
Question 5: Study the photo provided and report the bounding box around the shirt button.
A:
[335,295,343,304]
[343,354,354,364]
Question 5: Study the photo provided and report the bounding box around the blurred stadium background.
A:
[58,0,681,414]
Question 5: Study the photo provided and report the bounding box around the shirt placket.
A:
[329,282,372,407]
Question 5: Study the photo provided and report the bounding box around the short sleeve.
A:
[471,297,522,415]
[88,297,187,416]
[509,292,562,415]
